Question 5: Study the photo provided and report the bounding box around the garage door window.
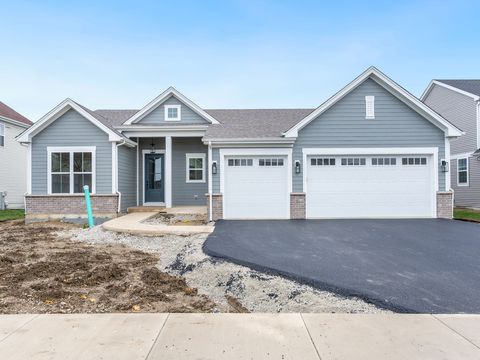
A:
[228,158,253,166]
[372,158,397,166]
[259,158,284,166]
[402,157,427,165]
[311,158,336,166]
[341,158,366,166]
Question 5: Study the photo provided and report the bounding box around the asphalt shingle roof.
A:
[0,101,32,126]
[93,108,315,139]
[436,80,480,97]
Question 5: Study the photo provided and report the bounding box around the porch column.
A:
[165,136,172,208]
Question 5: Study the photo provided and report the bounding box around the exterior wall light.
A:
[212,161,218,175]
[441,159,449,172]
[295,160,301,174]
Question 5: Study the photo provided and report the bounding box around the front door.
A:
[144,153,165,203]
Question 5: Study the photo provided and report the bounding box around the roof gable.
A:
[0,101,32,127]
[284,67,463,138]
[422,80,480,101]
[123,87,219,125]
[16,99,126,143]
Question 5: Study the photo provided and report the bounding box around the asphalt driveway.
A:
[204,219,480,313]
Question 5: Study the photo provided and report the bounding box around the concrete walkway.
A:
[1,314,480,359]
[102,211,214,236]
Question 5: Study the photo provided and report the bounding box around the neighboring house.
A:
[17,67,462,222]
[422,80,480,209]
[0,102,33,208]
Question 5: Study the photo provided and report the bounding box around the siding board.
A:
[117,145,136,211]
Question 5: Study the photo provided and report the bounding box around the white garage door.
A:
[306,154,435,218]
[224,156,289,219]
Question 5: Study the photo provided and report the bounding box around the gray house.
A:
[422,80,480,209]
[17,67,462,222]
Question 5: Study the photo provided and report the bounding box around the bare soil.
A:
[143,213,208,226]
[0,220,236,314]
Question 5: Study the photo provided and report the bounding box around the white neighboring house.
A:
[0,101,33,208]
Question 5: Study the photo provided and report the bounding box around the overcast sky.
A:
[1,0,478,121]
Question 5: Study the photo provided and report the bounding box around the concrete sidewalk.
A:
[1,314,480,359]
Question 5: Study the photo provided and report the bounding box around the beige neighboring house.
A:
[0,101,32,208]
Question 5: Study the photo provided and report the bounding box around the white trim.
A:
[284,67,463,138]
[111,142,117,193]
[185,153,206,183]
[204,138,296,146]
[117,125,208,131]
[16,99,123,143]
[123,130,206,138]
[302,147,438,218]
[0,115,31,129]
[123,87,219,125]
[445,137,451,191]
[27,143,32,194]
[450,152,474,160]
[477,102,480,150]
[457,157,469,187]
[136,137,139,206]
[365,95,375,119]
[207,141,213,222]
[421,80,480,102]
[143,202,165,206]
[0,123,4,148]
[164,105,181,122]
[165,136,172,208]
[47,146,96,195]
[219,148,292,219]
[141,149,166,206]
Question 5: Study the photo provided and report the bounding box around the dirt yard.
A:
[0,220,240,314]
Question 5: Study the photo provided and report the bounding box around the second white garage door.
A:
[306,154,435,218]
[224,156,289,219]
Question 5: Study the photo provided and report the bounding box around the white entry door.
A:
[306,154,435,218]
[224,156,289,219]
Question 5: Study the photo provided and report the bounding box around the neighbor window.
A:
[0,123,4,147]
[49,148,95,194]
[186,153,206,183]
[457,158,469,186]
[165,105,181,121]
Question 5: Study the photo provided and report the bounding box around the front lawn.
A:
[0,209,25,222]
[454,208,480,222]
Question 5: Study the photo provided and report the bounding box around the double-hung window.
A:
[0,123,4,147]
[457,158,469,186]
[48,147,95,194]
[186,153,206,183]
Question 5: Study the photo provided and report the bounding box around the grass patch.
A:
[0,209,25,221]
[454,208,480,222]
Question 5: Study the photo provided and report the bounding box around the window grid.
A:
[50,151,93,194]
[401,157,427,166]
[311,158,336,166]
[457,158,469,186]
[371,157,397,166]
[227,158,253,167]
[341,157,366,166]
[259,158,284,166]
[186,154,206,183]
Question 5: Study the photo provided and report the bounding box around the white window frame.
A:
[0,123,5,147]
[47,146,96,194]
[186,153,206,183]
[365,95,375,119]
[457,158,469,187]
[165,105,181,121]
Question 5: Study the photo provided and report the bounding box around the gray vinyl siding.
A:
[423,84,477,154]
[137,95,208,125]
[292,78,446,192]
[450,156,480,208]
[31,109,112,194]
[137,138,165,205]
[212,148,220,193]
[117,145,136,211]
[172,138,208,206]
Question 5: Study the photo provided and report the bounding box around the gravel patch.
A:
[143,213,209,226]
[66,226,388,313]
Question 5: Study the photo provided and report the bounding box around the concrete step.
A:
[127,206,166,213]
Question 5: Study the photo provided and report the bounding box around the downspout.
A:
[116,139,126,213]
[208,141,213,222]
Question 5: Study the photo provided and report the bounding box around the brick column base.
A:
[437,192,453,219]
[206,194,223,221]
[290,193,306,219]
[25,194,119,222]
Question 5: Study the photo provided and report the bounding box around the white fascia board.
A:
[0,115,31,129]
[116,125,208,131]
[203,137,296,146]
[16,98,123,143]
[122,130,206,138]
[283,67,464,138]
[123,87,219,125]
[421,80,480,102]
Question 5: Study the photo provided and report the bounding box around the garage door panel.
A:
[224,156,289,219]
[307,154,434,218]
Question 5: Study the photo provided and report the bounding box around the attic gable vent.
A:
[365,96,375,119]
